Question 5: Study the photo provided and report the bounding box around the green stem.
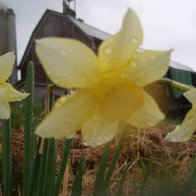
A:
[54,138,72,196]
[158,78,194,92]
[102,123,128,191]
[2,119,11,196]
[36,84,57,196]
[23,61,35,196]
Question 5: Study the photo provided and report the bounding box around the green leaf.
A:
[54,138,72,196]
[2,119,12,196]
[23,61,35,196]
[71,154,85,196]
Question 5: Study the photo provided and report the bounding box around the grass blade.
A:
[2,119,11,196]
[117,161,132,195]
[182,168,196,195]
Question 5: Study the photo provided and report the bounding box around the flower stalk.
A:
[158,78,194,92]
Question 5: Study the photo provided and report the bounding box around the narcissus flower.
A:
[35,8,172,146]
[0,52,29,119]
[165,89,196,142]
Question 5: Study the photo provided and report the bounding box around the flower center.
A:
[95,79,144,121]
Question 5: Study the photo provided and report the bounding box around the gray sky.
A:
[4,0,196,71]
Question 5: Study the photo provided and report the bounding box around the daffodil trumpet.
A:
[35,8,172,146]
[0,52,29,119]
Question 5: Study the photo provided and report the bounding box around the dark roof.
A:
[68,16,110,40]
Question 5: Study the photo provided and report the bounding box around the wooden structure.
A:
[17,6,109,102]
[17,4,195,115]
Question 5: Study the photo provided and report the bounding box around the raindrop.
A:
[131,61,137,68]
[131,37,138,43]
[65,118,70,122]
[144,109,152,115]
[121,73,127,78]
[60,49,66,55]
[104,46,113,55]
[53,78,60,84]
[47,70,52,75]
[63,73,69,77]
[80,77,86,82]
[69,49,73,53]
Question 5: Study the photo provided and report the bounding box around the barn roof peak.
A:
[63,0,76,17]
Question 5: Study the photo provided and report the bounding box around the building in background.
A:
[0,0,17,84]
[17,2,110,102]
[0,0,195,115]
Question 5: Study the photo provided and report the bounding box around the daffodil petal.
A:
[127,92,164,128]
[0,83,29,102]
[0,102,10,119]
[165,109,196,142]
[35,38,100,89]
[121,50,172,86]
[0,52,15,83]
[183,89,196,106]
[99,81,144,121]
[98,8,143,72]
[82,110,119,146]
[36,90,96,138]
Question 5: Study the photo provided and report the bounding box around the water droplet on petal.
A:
[47,70,51,75]
[63,73,69,77]
[131,61,137,68]
[60,49,66,55]
[66,118,70,122]
[104,46,113,55]
[131,37,138,43]
[69,49,73,53]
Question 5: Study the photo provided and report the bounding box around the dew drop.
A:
[66,118,70,122]
[60,49,66,55]
[131,37,138,43]
[63,73,69,77]
[131,61,137,68]
[47,70,52,75]
[104,46,113,55]
[53,78,60,84]
[121,73,127,78]
[69,49,73,53]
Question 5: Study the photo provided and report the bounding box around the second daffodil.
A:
[35,8,172,146]
[0,52,29,119]
[165,89,196,142]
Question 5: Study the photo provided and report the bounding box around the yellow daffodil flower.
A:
[35,8,172,146]
[0,52,29,119]
[165,89,196,142]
